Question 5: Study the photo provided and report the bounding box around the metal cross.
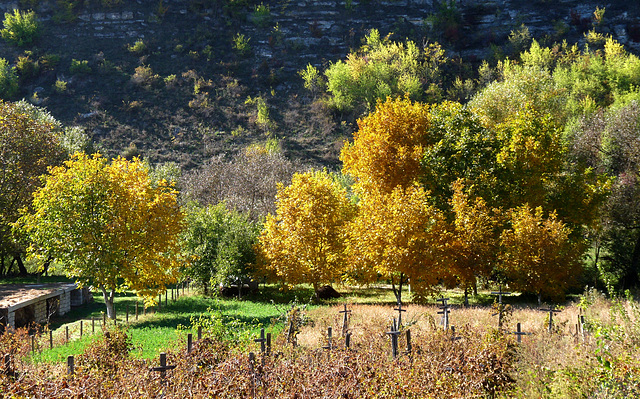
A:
[513,322,530,343]
[254,328,267,354]
[150,352,176,380]
[339,304,351,336]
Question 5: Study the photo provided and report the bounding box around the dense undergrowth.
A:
[1,289,639,398]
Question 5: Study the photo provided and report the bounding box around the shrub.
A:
[250,2,271,27]
[52,79,67,93]
[127,39,147,55]
[0,58,19,99]
[232,33,251,57]
[1,9,40,47]
[131,65,159,87]
[16,53,39,81]
[69,59,91,75]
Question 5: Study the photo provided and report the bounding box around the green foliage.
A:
[298,64,323,96]
[1,9,40,47]
[16,54,39,82]
[245,95,271,127]
[0,58,19,99]
[127,39,147,55]
[69,59,91,75]
[323,29,447,112]
[232,33,251,57]
[185,305,258,349]
[181,202,260,293]
[52,79,67,93]
[250,2,271,27]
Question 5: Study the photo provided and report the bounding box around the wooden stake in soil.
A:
[266,333,271,355]
[513,323,529,343]
[92,317,95,333]
[490,288,511,330]
[65,326,69,344]
[80,320,83,337]
[136,302,139,320]
[386,322,402,359]
[539,305,561,333]
[67,355,74,375]
[437,297,451,331]
[394,301,407,328]
[255,328,267,354]
[150,352,176,381]
[339,304,351,337]
[187,333,193,354]
[197,326,202,341]
[322,327,333,351]
[49,330,53,349]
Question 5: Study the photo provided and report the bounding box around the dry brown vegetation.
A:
[1,289,640,398]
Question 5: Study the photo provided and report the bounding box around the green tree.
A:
[181,202,260,296]
[0,58,18,99]
[0,100,66,276]
[256,169,356,293]
[17,154,184,318]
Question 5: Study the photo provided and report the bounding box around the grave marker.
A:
[150,352,176,380]
[339,304,351,336]
[437,297,451,331]
[394,300,407,327]
[539,305,561,333]
[490,288,511,329]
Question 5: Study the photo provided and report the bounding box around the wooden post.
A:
[91,317,95,333]
[339,304,351,337]
[513,322,529,343]
[182,282,185,296]
[165,291,168,306]
[266,333,271,355]
[67,355,74,375]
[102,312,106,327]
[491,288,512,330]
[80,320,83,337]
[4,353,10,374]
[197,326,202,341]
[394,301,407,328]
[65,326,69,344]
[386,326,401,359]
[126,306,129,323]
[158,295,161,310]
[49,329,53,349]
[159,352,167,379]
[249,352,256,399]
[345,332,351,349]
[136,302,139,320]
[255,328,266,354]
[437,297,451,331]
[322,327,333,351]
[539,305,561,333]
[405,330,412,355]
[31,335,35,354]
[187,333,193,354]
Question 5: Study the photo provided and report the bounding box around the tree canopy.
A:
[17,153,184,318]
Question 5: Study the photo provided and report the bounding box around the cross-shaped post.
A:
[490,288,511,329]
[437,297,451,331]
[539,305,561,333]
[339,304,351,336]
[386,322,402,359]
[513,322,529,343]
[254,328,267,355]
[150,352,176,381]
[394,300,407,327]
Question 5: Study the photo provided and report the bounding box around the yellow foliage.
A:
[18,153,183,310]
[340,97,433,195]
[255,170,356,291]
[446,180,503,290]
[499,205,583,300]
[345,185,447,302]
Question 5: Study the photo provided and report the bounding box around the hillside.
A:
[1,0,640,168]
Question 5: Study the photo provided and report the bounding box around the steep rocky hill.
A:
[1,0,639,168]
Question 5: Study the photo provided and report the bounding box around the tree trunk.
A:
[537,292,542,307]
[101,287,116,319]
[463,286,469,307]
[0,255,5,276]
[624,230,640,289]
[391,273,404,305]
[14,254,28,276]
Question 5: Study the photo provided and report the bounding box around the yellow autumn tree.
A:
[17,153,184,318]
[256,170,356,292]
[346,185,447,303]
[499,205,583,304]
[340,97,432,194]
[446,180,503,304]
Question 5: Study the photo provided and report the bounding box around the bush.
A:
[1,9,40,47]
[16,53,39,81]
[0,58,19,99]
[69,59,92,75]
[127,39,147,55]
[232,33,251,57]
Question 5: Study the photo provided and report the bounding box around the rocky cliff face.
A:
[0,0,638,166]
